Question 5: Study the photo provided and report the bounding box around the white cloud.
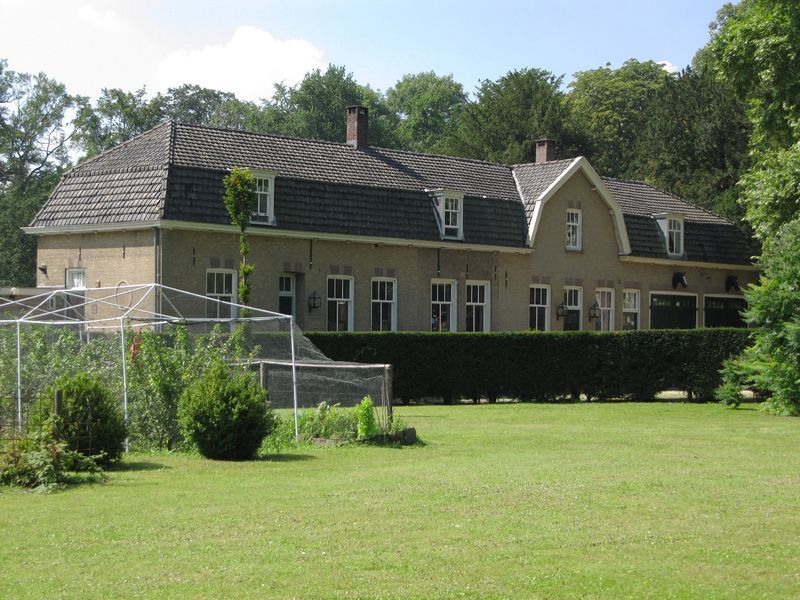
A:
[154,26,326,102]
[658,60,680,74]
[75,5,123,32]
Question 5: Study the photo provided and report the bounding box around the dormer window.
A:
[252,171,276,224]
[655,213,684,257]
[431,190,464,240]
[667,217,683,256]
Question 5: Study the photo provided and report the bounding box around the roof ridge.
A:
[511,157,577,168]
[602,176,734,225]
[367,145,515,171]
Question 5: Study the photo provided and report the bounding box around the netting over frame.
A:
[0,284,391,441]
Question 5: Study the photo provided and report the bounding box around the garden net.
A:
[0,284,391,444]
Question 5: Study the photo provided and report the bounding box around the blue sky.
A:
[0,0,726,101]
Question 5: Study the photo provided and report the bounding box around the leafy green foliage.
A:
[354,396,379,440]
[297,401,358,441]
[567,59,670,177]
[719,220,800,415]
[31,373,126,464]
[385,71,467,153]
[631,67,751,223]
[707,0,800,150]
[222,167,256,304]
[306,329,752,403]
[0,421,103,491]
[441,68,570,164]
[178,360,275,460]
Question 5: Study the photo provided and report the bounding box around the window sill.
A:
[565,247,583,253]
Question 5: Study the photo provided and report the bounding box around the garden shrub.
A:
[355,396,379,439]
[304,329,752,403]
[0,422,103,490]
[31,373,126,464]
[297,401,358,441]
[178,360,276,460]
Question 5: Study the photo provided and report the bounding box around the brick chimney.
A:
[535,139,557,163]
[346,106,369,149]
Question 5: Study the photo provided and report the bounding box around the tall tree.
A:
[567,59,670,177]
[385,72,467,153]
[75,87,163,158]
[631,67,751,222]
[707,0,800,414]
[441,68,569,164]
[0,62,78,286]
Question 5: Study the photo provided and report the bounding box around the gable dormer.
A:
[654,212,684,258]
[430,189,464,240]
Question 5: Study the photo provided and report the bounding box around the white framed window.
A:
[622,289,640,330]
[566,209,582,250]
[529,285,550,331]
[278,273,295,316]
[371,278,397,331]
[206,269,236,320]
[465,281,490,332]
[327,276,354,331]
[66,268,86,290]
[431,279,457,332]
[595,288,615,332]
[563,286,582,331]
[668,217,683,256]
[432,190,464,240]
[252,172,276,224]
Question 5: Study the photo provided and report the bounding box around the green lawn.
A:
[2,403,799,599]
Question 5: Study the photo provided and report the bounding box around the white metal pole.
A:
[16,322,22,433]
[289,317,300,441]
[119,318,129,452]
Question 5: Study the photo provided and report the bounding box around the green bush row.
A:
[303,329,753,403]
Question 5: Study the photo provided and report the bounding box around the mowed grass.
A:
[1,403,799,599]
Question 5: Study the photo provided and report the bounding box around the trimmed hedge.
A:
[303,329,752,403]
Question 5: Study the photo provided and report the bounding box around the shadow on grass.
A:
[261,453,317,462]
[108,460,170,472]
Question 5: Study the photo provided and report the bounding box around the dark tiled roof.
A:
[512,159,575,221]
[171,123,519,201]
[602,178,730,225]
[164,167,527,246]
[29,121,752,263]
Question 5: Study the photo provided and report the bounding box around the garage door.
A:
[650,294,696,329]
[704,297,747,328]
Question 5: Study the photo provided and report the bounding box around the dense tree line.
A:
[0,7,774,291]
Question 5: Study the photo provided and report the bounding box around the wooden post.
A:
[53,389,63,441]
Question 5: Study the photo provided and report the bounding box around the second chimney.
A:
[346,106,369,149]
[535,139,557,163]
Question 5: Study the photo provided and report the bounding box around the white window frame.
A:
[327,275,354,332]
[278,273,295,317]
[667,217,684,256]
[371,277,397,332]
[252,171,276,225]
[432,190,464,240]
[529,284,550,331]
[66,268,87,290]
[566,208,582,250]
[205,268,237,321]
[622,289,640,331]
[595,287,615,332]
[563,285,582,331]
[431,279,457,332]
[465,280,490,332]
[648,291,699,329]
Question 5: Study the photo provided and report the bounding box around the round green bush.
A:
[32,373,126,463]
[178,361,275,460]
